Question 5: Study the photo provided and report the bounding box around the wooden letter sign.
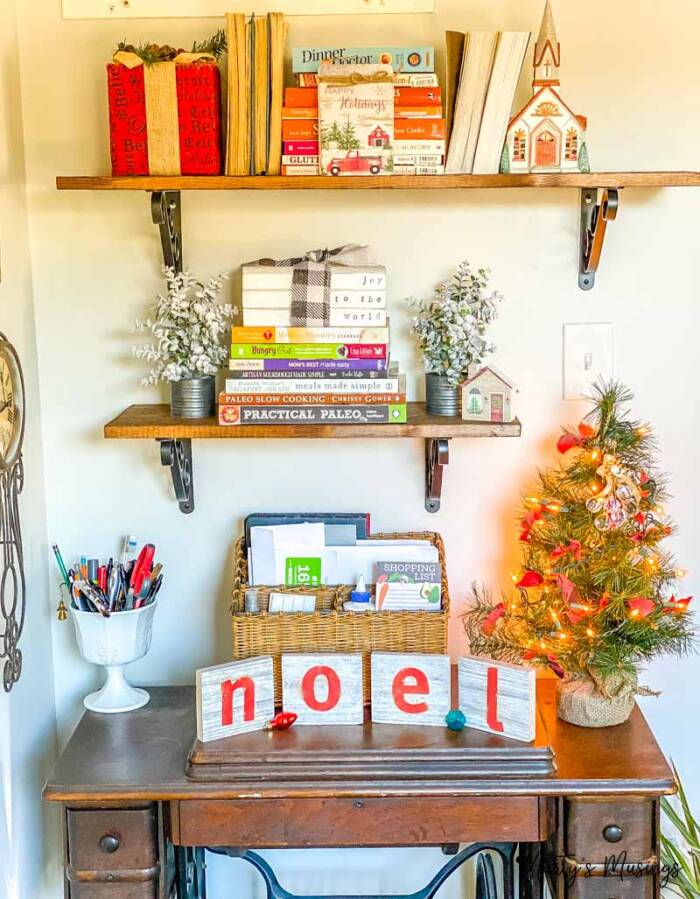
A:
[196,656,274,743]
[371,652,450,727]
[458,655,536,743]
[282,653,363,725]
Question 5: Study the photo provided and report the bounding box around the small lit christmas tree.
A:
[463,383,694,726]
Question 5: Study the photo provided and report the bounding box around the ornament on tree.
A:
[463,383,694,728]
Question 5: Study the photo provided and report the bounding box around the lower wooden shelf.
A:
[104,403,522,514]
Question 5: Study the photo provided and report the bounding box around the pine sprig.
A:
[117,29,226,64]
[463,382,695,688]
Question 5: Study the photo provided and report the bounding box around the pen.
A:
[51,544,71,591]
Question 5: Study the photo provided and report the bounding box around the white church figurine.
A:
[501,0,589,174]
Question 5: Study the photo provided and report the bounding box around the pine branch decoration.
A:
[462,382,695,687]
[117,29,226,64]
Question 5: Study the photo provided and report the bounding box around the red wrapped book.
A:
[108,50,222,176]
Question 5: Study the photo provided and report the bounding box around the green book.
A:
[230,343,387,361]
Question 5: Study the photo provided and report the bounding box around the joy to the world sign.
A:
[195,651,536,743]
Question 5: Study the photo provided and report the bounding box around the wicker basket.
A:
[230,531,449,704]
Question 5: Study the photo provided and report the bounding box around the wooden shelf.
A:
[105,403,521,514]
[57,172,700,191]
[105,403,522,440]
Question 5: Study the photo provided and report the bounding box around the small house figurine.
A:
[461,366,516,423]
[500,0,589,174]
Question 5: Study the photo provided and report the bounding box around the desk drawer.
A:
[176,796,542,847]
[565,798,654,862]
[69,886,157,899]
[566,875,654,898]
[67,808,158,872]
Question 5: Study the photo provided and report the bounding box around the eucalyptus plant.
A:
[132,268,235,385]
[407,261,502,388]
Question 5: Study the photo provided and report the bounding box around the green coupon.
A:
[285,557,322,587]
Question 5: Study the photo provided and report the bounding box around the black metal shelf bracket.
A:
[158,438,194,514]
[151,190,183,273]
[425,438,450,513]
[579,187,619,290]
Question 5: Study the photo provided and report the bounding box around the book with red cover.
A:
[393,86,442,106]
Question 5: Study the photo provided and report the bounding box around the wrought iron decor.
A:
[0,333,26,692]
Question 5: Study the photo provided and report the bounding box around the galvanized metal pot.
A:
[425,372,459,417]
[170,376,216,419]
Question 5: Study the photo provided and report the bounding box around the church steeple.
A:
[533,0,561,91]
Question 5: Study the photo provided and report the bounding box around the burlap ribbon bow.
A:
[250,244,371,327]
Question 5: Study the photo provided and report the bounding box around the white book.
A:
[394,140,446,154]
[392,73,439,87]
[394,165,445,175]
[329,308,387,326]
[330,265,387,290]
[394,154,444,165]
[330,291,387,309]
[472,31,531,175]
[242,265,294,289]
[283,165,320,175]
[445,32,500,174]
[242,289,293,308]
[242,309,292,326]
[224,375,405,394]
[282,155,319,165]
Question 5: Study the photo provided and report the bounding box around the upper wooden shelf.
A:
[56,172,700,192]
[105,403,522,440]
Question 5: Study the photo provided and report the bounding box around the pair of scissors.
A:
[128,544,155,604]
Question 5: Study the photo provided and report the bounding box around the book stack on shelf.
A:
[218,263,407,426]
[281,46,445,176]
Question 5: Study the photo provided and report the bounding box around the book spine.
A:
[329,309,387,326]
[284,87,319,107]
[394,165,446,175]
[228,358,389,372]
[292,47,435,73]
[223,376,403,393]
[282,120,320,140]
[330,272,387,289]
[281,107,319,119]
[394,154,444,165]
[226,367,391,381]
[283,140,320,155]
[394,107,443,119]
[220,392,406,405]
[330,291,386,308]
[394,140,446,153]
[395,118,445,140]
[281,155,319,165]
[219,404,407,425]
[241,310,292,326]
[242,288,293,304]
[392,73,439,87]
[230,343,388,360]
[231,326,389,344]
[393,86,442,105]
[107,64,149,175]
[281,164,319,175]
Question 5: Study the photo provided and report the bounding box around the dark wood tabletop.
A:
[43,679,673,803]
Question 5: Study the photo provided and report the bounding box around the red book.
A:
[284,86,318,107]
[393,86,442,106]
[281,107,318,119]
[283,140,320,155]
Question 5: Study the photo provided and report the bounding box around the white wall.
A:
[10,0,700,895]
[0,2,60,898]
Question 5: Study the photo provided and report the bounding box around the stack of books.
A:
[280,46,445,176]
[218,264,407,427]
[444,31,531,174]
[225,12,287,176]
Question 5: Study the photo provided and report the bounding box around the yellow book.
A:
[225,12,251,176]
[253,16,270,176]
[267,12,287,176]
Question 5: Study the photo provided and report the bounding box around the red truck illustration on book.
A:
[326,150,384,176]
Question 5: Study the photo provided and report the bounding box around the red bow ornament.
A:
[516,571,544,589]
[627,597,656,619]
[550,540,582,561]
[481,602,506,636]
[663,595,693,614]
[557,422,597,454]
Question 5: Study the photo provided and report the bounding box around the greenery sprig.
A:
[116,29,226,64]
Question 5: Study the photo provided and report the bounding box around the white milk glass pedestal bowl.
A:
[70,601,158,713]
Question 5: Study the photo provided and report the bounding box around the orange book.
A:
[394,118,446,140]
[282,119,319,140]
[393,86,442,105]
[220,392,406,406]
[394,106,444,119]
[284,87,318,107]
[281,107,318,119]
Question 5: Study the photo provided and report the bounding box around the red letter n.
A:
[221,676,255,726]
[393,667,429,714]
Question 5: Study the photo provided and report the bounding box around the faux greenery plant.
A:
[407,261,502,388]
[132,269,235,385]
[661,766,700,897]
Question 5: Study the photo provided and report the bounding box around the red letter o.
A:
[301,665,341,712]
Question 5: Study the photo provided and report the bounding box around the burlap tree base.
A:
[556,672,637,727]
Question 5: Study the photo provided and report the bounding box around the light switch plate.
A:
[563,323,613,400]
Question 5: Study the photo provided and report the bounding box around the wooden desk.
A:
[43,681,674,899]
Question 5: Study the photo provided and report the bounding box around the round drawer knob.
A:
[603,824,624,843]
[99,834,121,854]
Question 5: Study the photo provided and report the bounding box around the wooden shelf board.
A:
[104,403,522,440]
[57,172,700,192]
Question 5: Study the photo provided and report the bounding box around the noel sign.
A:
[196,652,536,743]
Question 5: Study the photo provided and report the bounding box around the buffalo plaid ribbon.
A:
[253,245,369,327]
